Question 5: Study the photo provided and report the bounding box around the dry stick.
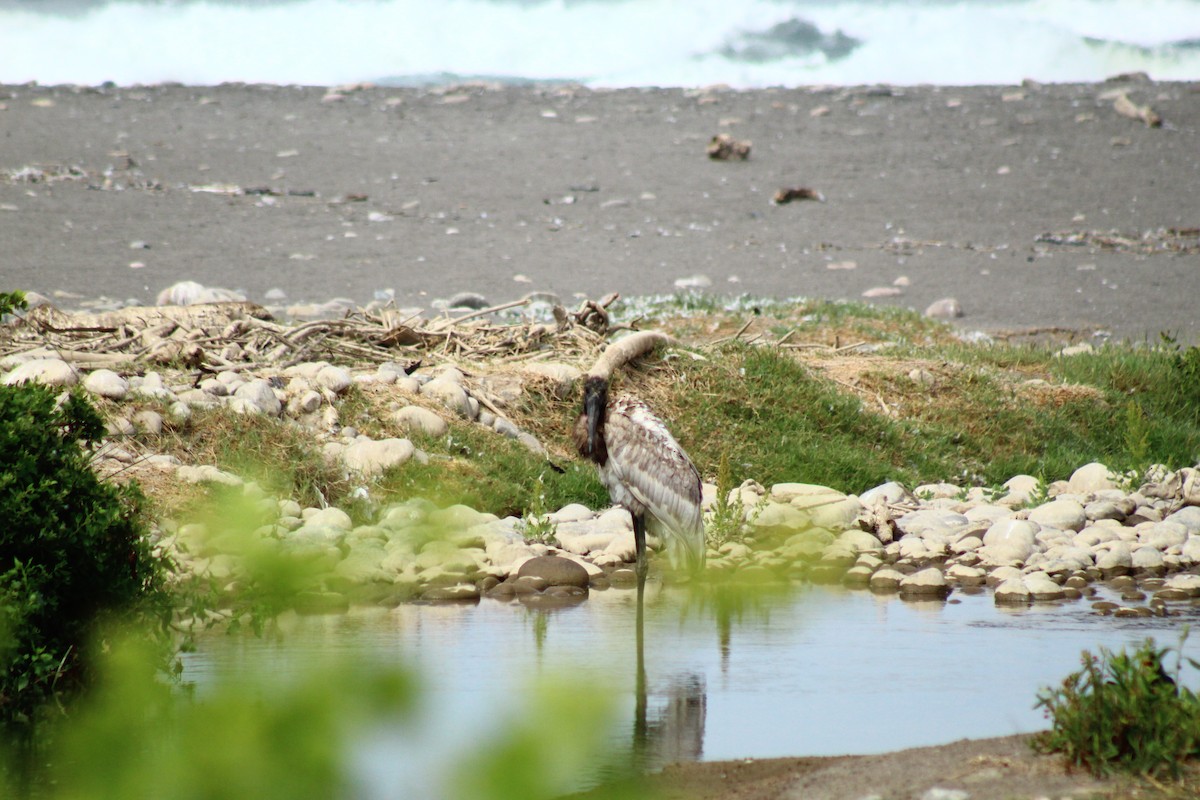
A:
[775,327,798,347]
[711,318,754,346]
[445,298,531,326]
[833,340,870,353]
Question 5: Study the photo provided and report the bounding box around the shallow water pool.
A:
[182,583,1200,797]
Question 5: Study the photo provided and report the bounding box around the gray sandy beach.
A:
[1,78,1198,342]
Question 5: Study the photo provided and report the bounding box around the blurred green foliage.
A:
[1034,633,1200,777]
[0,384,174,725]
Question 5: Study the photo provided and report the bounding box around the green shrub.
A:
[1033,634,1200,777]
[0,383,174,724]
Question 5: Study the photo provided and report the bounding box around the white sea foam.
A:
[1,0,1198,87]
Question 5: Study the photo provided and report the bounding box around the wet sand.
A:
[2,78,1198,343]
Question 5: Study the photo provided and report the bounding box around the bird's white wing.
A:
[604,395,705,569]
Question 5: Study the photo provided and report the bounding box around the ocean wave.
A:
[1,0,1198,87]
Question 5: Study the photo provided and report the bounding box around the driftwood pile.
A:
[0,293,626,375]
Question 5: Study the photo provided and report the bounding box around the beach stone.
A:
[868,568,905,593]
[923,297,963,319]
[946,563,986,586]
[914,482,962,500]
[1165,506,1200,535]
[899,567,951,599]
[1068,462,1119,493]
[548,504,594,524]
[994,577,1032,605]
[772,483,863,530]
[394,405,448,437]
[424,583,481,602]
[315,365,353,394]
[999,474,1041,506]
[981,518,1039,564]
[1132,546,1165,572]
[83,368,129,399]
[1182,536,1200,564]
[287,390,322,417]
[517,555,589,588]
[553,521,618,555]
[752,502,809,531]
[896,509,970,539]
[177,464,243,487]
[836,529,885,556]
[233,379,282,416]
[1164,574,1200,596]
[1028,499,1087,532]
[1139,521,1188,550]
[1024,571,1066,601]
[132,409,164,435]
[1095,542,1133,575]
[342,437,415,474]
[858,481,912,507]
[3,357,76,387]
[420,378,473,418]
[304,506,353,531]
[1084,500,1125,521]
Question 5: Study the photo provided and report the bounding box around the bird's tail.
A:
[651,515,706,574]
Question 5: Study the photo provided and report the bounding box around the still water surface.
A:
[182,583,1200,797]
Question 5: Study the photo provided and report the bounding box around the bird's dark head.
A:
[576,375,609,464]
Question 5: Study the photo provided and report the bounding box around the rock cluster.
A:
[5,329,1200,616]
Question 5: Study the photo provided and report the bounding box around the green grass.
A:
[151,303,1200,518]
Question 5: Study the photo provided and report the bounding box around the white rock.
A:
[896,509,970,539]
[1139,521,1188,550]
[83,368,129,399]
[233,379,282,416]
[287,390,323,417]
[899,567,950,597]
[1165,506,1200,536]
[3,358,77,387]
[548,504,594,524]
[946,563,985,585]
[914,482,962,500]
[1182,536,1200,564]
[394,405,448,437]
[836,529,884,555]
[553,521,619,555]
[304,506,353,530]
[1068,462,1119,493]
[1164,573,1200,596]
[1023,571,1065,601]
[420,378,473,418]
[342,438,415,474]
[1095,541,1133,572]
[775,484,863,530]
[155,280,245,305]
[994,577,1031,605]
[315,365,353,394]
[999,474,1042,506]
[858,481,912,506]
[981,518,1039,563]
[1132,546,1164,570]
[177,464,243,486]
[923,297,963,319]
[133,409,164,435]
[1028,499,1087,532]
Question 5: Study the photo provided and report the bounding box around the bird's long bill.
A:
[584,378,607,456]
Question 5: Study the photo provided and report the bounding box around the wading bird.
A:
[574,331,705,579]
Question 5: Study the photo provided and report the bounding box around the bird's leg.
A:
[633,513,648,581]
